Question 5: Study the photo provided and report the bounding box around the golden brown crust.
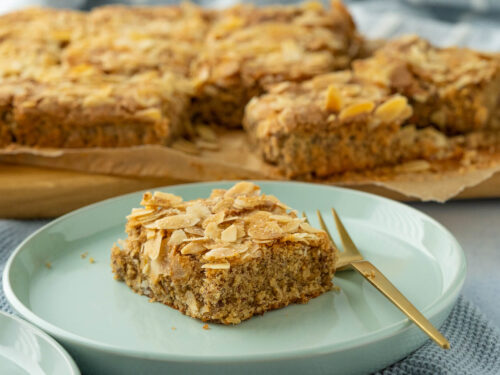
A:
[111,182,338,324]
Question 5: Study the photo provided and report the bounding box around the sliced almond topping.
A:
[143,233,163,260]
[299,222,324,234]
[224,181,260,198]
[374,96,412,124]
[168,229,187,247]
[184,226,205,236]
[186,202,211,220]
[325,84,343,112]
[202,263,230,270]
[205,222,221,240]
[286,232,319,243]
[203,247,238,260]
[203,211,225,227]
[147,214,200,230]
[126,208,155,220]
[221,224,238,242]
[247,220,283,240]
[339,101,375,120]
[180,242,207,255]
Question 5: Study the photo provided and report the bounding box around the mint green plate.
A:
[3,181,466,375]
[0,311,80,375]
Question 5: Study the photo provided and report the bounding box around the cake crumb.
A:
[171,326,176,331]
[89,257,95,264]
[81,252,88,259]
[45,262,52,269]
[202,324,210,330]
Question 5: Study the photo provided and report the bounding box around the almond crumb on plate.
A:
[45,262,52,269]
[89,257,95,264]
[81,252,88,259]
[202,324,210,330]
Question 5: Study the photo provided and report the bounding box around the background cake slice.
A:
[111,181,338,324]
[243,71,462,178]
[353,35,500,135]
[190,0,363,127]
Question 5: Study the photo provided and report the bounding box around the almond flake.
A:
[180,242,207,255]
[143,233,163,260]
[299,222,324,234]
[202,263,230,270]
[186,202,211,220]
[339,101,375,120]
[147,214,200,230]
[374,96,412,124]
[168,229,187,247]
[205,222,221,240]
[221,224,238,242]
[224,182,260,198]
[203,247,238,260]
[325,84,343,112]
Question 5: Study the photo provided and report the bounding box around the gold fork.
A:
[304,208,450,349]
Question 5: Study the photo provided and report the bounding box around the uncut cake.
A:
[111,182,338,324]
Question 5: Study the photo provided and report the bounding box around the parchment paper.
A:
[2,129,500,202]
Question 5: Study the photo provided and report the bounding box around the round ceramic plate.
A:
[0,310,80,375]
[3,181,466,375]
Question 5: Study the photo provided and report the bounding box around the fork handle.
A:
[351,260,450,349]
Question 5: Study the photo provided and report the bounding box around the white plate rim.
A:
[2,180,466,363]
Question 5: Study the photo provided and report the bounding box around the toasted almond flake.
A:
[147,214,200,230]
[283,220,301,233]
[286,233,319,243]
[184,226,205,236]
[203,211,225,227]
[325,84,343,112]
[339,101,375,120]
[143,233,163,260]
[374,96,411,124]
[186,202,211,220]
[205,222,221,240]
[224,182,260,198]
[180,242,207,255]
[221,224,238,242]
[299,222,324,233]
[204,247,238,260]
[182,236,209,243]
[269,214,297,222]
[202,263,230,270]
[247,220,283,240]
[168,229,187,247]
[126,208,155,220]
[151,191,183,207]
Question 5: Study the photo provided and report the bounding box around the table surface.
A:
[410,199,500,328]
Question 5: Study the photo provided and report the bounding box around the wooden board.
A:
[1,163,500,218]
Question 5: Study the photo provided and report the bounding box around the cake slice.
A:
[111,181,338,324]
[353,35,500,135]
[0,70,191,148]
[191,0,363,127]
[243,71,463,178]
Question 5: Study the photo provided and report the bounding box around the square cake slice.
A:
[243,71,461,178]
[1,70,191,148]
[111,181,338,324]
[353,35,500,135]
[191,0,363,127]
